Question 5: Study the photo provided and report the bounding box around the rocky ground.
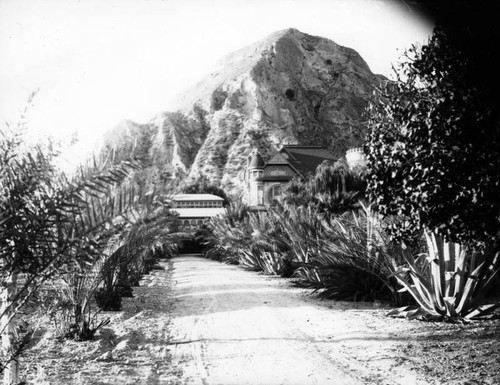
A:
[18,255,500,385]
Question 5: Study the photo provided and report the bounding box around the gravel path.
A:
[168,254,421,385]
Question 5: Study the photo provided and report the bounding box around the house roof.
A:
[266,153,289,165]
[171,207,226,218]
[172,194,224,202]
[248,152,265,168]
[279,146,336,176]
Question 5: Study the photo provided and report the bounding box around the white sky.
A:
[0,0,434,165]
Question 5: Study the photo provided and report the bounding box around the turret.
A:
[246,149,265,206]
[346,147,367,170]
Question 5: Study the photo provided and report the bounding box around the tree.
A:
[365,2,500,320]
[284,160,366,216]
[0,105,143,383]
[181,175,230,205]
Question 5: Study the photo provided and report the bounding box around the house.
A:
[170,194,225,230]
[245,145,337,207]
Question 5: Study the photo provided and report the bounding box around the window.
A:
[257,186,264,205]
[267,184,283,204]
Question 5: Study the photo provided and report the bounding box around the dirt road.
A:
[168,254,422,385]
[20,254,499,384]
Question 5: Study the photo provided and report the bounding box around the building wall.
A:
[248,164,295,206]
[263,182,286,205]
[172,194,225,231]
[263,165,295,178]
[175,200,223,208]
[181,218,208,230]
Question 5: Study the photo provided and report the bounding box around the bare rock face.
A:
[101,28,386,197]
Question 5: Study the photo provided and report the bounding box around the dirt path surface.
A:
[19,254,500,385]
[168,255,422,385]
[21,261,184,385]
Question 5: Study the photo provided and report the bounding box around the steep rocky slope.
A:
[101,28,386,197]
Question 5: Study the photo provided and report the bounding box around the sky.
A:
[0,0,434,165]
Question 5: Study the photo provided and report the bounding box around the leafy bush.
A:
[238,250,262,272]
[281,204,406,303]
[239,249,291,276]
[203,201,252,264]
[267,204,326,265]
[55,256,111,341]
[0,100,144,383]
[40,287,110,341]
[204,197,408,304]
[284,159,365,216]
[95,206,180,311]
[315,267,390,302]
[365,5,500,320]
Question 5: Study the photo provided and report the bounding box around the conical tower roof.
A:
[248,150,265,168]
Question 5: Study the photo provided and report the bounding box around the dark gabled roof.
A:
[280,146,336,176]
[266,153,289,165]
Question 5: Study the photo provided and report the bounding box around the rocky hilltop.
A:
[100,28,386,197]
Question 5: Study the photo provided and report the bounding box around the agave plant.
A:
[390,230,500,321]
[238,250,263,272]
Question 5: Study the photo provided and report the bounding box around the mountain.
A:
[100,28,386,197]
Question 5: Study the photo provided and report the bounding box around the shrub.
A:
[289,204,407,304]
[95,206,180,311]
[365,4,500,320]
[284,160,366,216]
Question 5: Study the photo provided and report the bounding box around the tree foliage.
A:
[181,175,230,205]
[0,99,147,379]
[364,2,500,320]
[284,159,366,216]
[365,3,500,251]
